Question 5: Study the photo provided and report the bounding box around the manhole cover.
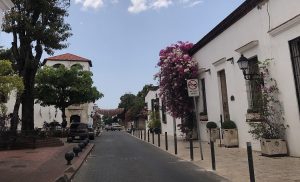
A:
[11,165,26,168]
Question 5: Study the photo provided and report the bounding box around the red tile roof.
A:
[43,53,92,67]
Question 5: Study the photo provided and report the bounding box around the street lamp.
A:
[237,54,264,85]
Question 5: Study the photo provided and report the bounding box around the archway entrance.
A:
[70,115,81,123]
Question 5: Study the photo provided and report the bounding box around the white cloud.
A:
[75,0,104,10]
[180,0,203,8]
[151,0,172,9]
[128,0,148,14]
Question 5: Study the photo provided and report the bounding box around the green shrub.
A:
[206,121,217,129]
[222,120,237,129]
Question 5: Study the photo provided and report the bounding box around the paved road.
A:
[73,131,228,182]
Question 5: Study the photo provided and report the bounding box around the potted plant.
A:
[248,59,287,156]
[200,112,208,121]
[206,121,219,142]
[222,120,238,147]
[148,111,161,134]
[246,108,262,122]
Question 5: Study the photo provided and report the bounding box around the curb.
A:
[55,143,95,182]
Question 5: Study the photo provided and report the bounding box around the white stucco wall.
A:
[145,90,183,137]
[192,0,300,156]
[0,0,13,24]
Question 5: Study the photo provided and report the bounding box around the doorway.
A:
[70,115,81,123]
[218,70,230,121]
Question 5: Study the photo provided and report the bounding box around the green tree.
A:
[2,0,72,132]
[0,60,23,131]
[35,66,103,127]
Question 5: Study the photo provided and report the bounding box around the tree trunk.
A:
[10,92,21,134]
[21,70,35,133]
[61,107,67,128]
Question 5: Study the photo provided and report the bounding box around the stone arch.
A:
[71,64,83,70]
[53,63,65,68]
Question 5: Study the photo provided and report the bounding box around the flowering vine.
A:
[155,41,199,118]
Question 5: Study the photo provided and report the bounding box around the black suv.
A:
[67,123,89,142]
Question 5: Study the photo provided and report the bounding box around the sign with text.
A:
[187,79,199,97]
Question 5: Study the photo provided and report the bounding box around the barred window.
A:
[289,36,300,110]
[247,56,262,112]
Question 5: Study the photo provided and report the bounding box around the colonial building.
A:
[188,0,300,156]
[0,0,13,24]
[5,53,95,128]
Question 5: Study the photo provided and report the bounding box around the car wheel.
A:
[67,137,72,143]
[89,135,95,140]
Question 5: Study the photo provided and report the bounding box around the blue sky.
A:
[0,0,244,109]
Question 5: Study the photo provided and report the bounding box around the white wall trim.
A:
[268,14,300,37]
[235,40,259,54]
[212,57,226,67]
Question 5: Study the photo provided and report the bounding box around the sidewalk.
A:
[0,139,94,182]
[132,131,300,182]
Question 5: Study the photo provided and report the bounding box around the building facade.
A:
[5,53,95,128]
[189,0,300,156]
[0,0,13,23]
[145,89,183,137]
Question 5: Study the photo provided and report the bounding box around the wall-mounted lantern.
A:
[237,54,264,85]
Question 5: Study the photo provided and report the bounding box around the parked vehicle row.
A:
[67,122,96,143]
[105,123,123,131]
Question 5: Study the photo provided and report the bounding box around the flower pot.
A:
[206,128,219,142]
[222,129,238,147]
[260,138,287,156]
[246,113,262,122]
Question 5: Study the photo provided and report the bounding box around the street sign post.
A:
[187,79,204,160]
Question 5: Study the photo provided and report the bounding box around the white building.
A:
[188,0,300,156]
[5,53,95,128]
[0,0,13,24]
[145,88,183,137]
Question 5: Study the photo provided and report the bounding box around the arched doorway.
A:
[70,115,81,123]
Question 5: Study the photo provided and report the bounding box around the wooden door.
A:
[219,70,230,121]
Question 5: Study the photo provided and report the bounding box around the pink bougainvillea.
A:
[155,41,199,118]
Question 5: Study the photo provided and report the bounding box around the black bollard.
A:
[152,132,155,144]
[65,152,74,165]
[158,133,161,147]
[210,141,216,170]
[140,130,142,139]
[190,136,194,161]
[247,142,255,182]
[73,146,80,157]
[144,129,146,141]
[165,132,168,151]
[148,130,150,142]
[174,133,178,155]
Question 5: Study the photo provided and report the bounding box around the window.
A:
[53,63,64,68]
[289,36,300,110]
[200,78,207,115]
[246,56,262,112]
[71,64,83,70]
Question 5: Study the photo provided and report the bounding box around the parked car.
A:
[88,127,95,140]
[105,125,112,131]
[67,123,89,142]
[111,123,122,131]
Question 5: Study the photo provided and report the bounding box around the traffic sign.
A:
[187,79,199,97]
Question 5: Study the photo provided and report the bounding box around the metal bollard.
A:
[190,136,194,161]
[141,130,142,139]
[247,142,255,182]
[152,132,155,144]
[210,141,216,170]
[158,133,161,147]
[148,130,150,142]
[174,133,178,155]
[165,132,168,151]
[144,129,146,141]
